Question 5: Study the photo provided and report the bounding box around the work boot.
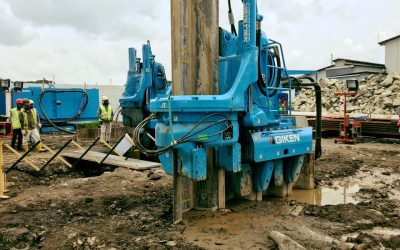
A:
[34,144,43,152]
[35,142,48,153]
[23,145,29,152]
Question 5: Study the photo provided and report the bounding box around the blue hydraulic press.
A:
[126,0,322,220]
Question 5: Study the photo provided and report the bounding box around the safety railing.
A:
[266,39,292,116]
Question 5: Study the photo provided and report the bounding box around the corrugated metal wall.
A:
[385,38,400,73]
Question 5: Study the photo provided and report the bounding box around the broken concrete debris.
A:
[292,73,400,115]
[269,231,307,250]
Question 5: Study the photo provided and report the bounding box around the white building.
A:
[315,58,386,81]
[379,35,400,74]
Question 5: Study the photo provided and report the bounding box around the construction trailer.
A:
[0,84,99,134]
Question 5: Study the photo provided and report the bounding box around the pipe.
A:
[71,137,100,168]
[256,42,281,97]
[39,139,73,173]
[228,0,237,35]
[99,135,126,165]
[296,76,322,159]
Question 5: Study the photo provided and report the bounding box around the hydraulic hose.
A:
[39,89,89,134]
[228,0,237,36]
[132,113,232,156]
[267,48,281,97]
[256,30,281,98]
[281,75,322,159]
[295,76,322,159]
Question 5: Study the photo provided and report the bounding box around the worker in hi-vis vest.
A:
[97,96,114,142]
[19,99,46,152]
[9,98,24,151]
[28,100,46,152]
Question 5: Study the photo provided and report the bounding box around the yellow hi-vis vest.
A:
[10,108,21,129]
[99,105,112,122]
[21,111,37,130]
[21,112,28,130]
[31,108,38,125]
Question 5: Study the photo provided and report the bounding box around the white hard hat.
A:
[101,96,109,101]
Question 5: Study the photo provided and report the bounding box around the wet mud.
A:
[0,137,399,249]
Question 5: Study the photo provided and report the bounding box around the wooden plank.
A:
[182,177,194,212]
[171,0,219,95]
[0,141,3,173]
[63,150,160,170]
[171,0,191,218]
[194,149,218,210]
[218,169,226,209]
[173,150,183,224]
[0,174,8,199]
[71,140,84,150]
[3,173,9,193]
[3,144,40,171]
[0,140,9,199]
[171,0,220,212]
[294,153,315,190]
[41,143,72,168]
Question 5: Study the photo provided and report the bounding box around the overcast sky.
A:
[0,0,399,85]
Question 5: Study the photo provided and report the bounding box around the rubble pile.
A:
[292,73,400,115]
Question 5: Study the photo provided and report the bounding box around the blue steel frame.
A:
[120,41,171,128]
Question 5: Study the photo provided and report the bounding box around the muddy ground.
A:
[0,135,400,250]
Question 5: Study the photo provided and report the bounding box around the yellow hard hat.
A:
[101,96,109,101]
[29,100,34,104]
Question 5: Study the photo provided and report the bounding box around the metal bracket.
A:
[71,137,100,168]
[99,135,126,165]
[39,139,73,173]
[3,143,39,171]
[6,141,41,173]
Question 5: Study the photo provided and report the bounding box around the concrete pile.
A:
[292,73,400,115]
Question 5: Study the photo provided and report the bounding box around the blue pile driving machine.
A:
[121,0,321,203]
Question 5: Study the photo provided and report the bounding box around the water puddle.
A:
[290,183,361,206]
[289,167,400,206]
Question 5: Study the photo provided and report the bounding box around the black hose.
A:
[39,89,89,134]
[282,76,302,91]
[256,30,281,97]
[132,113,231,156]
[295,76,322,159]
[267,49,282,97]
[228,0,237,36]
[280,75,322,159]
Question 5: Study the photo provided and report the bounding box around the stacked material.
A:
[292,73,400,115]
